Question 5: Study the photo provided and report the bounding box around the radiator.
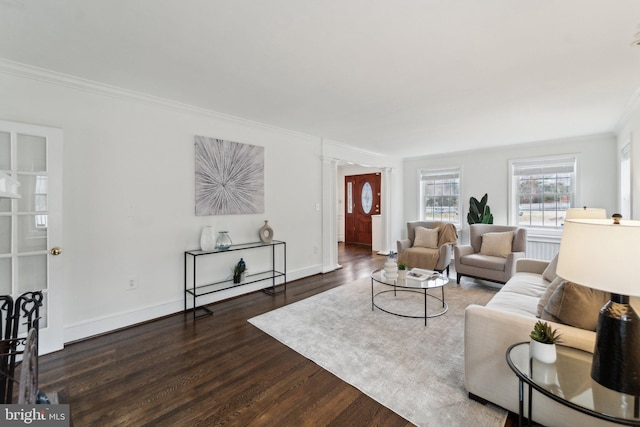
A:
[526,238,560,261]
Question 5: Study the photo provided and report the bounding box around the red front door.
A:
[345,173,381,245]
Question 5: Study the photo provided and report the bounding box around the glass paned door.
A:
[0,120,63,355]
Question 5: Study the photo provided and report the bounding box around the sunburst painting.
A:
[195,136,265,215]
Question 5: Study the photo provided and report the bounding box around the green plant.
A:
[467,193,494,224]
[397,262,407,270]
[529,320,562,344]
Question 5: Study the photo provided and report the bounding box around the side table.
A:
[506,342,640,427]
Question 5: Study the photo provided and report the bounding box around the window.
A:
[510,155,577,229]
[419,168,461,225]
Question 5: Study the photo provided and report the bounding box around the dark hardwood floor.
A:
[35,243,518,426]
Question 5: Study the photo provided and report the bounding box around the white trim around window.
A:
[418,166,462,227]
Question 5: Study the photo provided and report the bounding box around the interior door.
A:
[0,120,63,355]
[344,173,381,245]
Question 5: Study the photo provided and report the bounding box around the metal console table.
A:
[184,240,286,319]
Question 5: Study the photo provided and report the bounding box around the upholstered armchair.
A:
[396,221,458,275]
[454,224,527,284]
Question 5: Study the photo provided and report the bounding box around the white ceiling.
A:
[1,1,640,157]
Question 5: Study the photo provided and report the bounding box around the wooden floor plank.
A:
[33,243,517,426]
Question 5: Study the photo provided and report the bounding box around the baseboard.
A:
[63,266,321,344]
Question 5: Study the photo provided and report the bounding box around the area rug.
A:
[248,278,507,427]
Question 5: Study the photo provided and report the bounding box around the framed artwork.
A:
[194,135,264,215]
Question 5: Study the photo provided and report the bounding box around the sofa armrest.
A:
[397,239,411,254]
[516,258,549,274]
[464,304,596,414]
[435,244,452,271]
[454,244,474,259]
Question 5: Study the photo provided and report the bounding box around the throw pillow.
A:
[414,227,439,249]
[542,253,559,283]
[541,281,609,331]
[479,231,514,258]
[536,276,565,318]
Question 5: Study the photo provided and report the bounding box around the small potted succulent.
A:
[397,262,408,280]
[529,320,562,363]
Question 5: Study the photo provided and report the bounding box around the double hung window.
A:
[510,155,577,229]
[419,168,461,226]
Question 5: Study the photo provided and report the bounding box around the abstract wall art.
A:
[194,135,265,216]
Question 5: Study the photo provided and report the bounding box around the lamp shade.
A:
[556,218,640,296]
[564,207,606,220]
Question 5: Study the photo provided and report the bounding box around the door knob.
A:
[50,247,62,256]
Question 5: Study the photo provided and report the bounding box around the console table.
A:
[506,341,640,427]
[184,240,286,319]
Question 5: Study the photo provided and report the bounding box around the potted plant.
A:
[397,262,407,280]
[233,258,246,284]
[529,320,562,363]
[467,193,494,224]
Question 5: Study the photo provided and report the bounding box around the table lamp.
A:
[564,207,606,220]
[556,216,640,395]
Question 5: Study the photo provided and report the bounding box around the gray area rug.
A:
[248,278,507,427]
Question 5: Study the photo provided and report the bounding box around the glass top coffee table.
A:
[506,341,640,426]
[370,268,449,325]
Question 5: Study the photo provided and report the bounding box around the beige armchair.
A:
[454,224,527,284]
[396,221,458,275]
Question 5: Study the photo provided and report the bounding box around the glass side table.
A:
[506,342,640,427]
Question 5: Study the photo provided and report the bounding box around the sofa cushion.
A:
[501,272,549,297]
[542,253,559,283]
[414,226,439,248]
[541,281,610,331]
[460,253,506,271]
[536,276,564,317]
[480,231,514,258]
[486,271,549,317]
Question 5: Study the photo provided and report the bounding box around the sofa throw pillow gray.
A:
[541,281,609,331]
[542,253,559,283]
[536,276,564,318]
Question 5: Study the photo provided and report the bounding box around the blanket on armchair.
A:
[397,222,458,270]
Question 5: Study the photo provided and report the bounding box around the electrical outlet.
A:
[127,275,138,290]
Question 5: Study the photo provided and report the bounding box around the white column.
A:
[378,167,394,255]
[321,156,341,272]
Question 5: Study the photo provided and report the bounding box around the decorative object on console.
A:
[233,258,246,284]
[215,231,233,251]
[259,220,273,243]
[200,226,216,251]
[194,135,265,216]
[529,320,561,364]
[557,216,640,395]
[467,193,493,224]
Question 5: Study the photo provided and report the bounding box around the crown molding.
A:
[0,57,319,142]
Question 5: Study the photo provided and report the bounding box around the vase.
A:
[215,231,233,250]
[383,257,398,281]
[529,339,556,364]
[259,220,274,243]
[200,226,216,251]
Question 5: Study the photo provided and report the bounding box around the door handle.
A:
[50,247,62,256]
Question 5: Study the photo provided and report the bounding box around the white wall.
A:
[0,68,358,342]
[617,92,640,219]
[402,134,618,243]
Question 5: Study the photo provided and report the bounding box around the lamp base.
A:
[591,294,640,395]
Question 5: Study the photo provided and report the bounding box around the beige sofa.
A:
[464,257,625,427]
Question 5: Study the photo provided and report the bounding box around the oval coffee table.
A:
[370,268,449,325]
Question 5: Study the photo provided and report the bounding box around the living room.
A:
[1,2,640,425]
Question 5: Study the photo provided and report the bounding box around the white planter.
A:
[398,270,407,280]
[529,339,556,364]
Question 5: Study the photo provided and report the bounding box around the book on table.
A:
[407,268,440,281]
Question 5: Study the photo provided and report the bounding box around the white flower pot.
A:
[530,339,556,364]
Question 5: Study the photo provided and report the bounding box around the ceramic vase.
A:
[215,231,233,250]
[530,340,556,364]
[384,258,398,281]
[259,220,274,243]
[200,226,216,251]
